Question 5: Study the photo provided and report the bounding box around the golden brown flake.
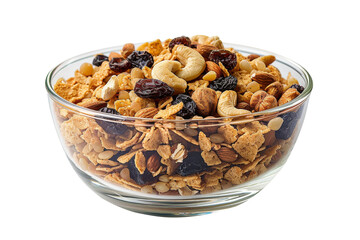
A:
[154,102,183,119]
[232,131,265,161]
[201,150,221,166]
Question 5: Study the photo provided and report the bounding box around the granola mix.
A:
[53,35,305,196]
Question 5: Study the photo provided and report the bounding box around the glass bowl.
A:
[46,43,312,217]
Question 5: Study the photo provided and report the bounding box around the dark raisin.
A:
[173,94,197,119]
[275,112,298,140]
[209,49,237,70]
[128,158,155,185]
[290,84,305,93]
[134,79,174,99]
[95,107,128,135]
[177,152,208,176]
[109,58,132,73]
[127,51,154,69]
[93,54,109,67]
[169,36,191,51]
[209,75,238,91]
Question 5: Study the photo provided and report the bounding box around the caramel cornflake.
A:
[154,102,183,119]
[242,155,265,173]
[232,131,265,161]
[198,131,212,152]
[147,39,164,56]
[114,99,131,114]
[96,164,124,173]
[97,158,119,166]
[136,42,149,51]
[60,118,84,145]
[262,144,281,166]
[117,74,133,91]
[105,172,141,191]
[188,80,209,92]
[134,151,146,174]
[247,163,267,180]
[218,125,238,144]
[171,130,199,146]
[157,145,172,159]
[238,121,271,135]
[142,66,152,79]
[203,170,223,187]
[161,158,179,175]
[201,150,221,166]
[158,127,170,144]
[99,136,120,151]
[90,61,112,88]
[158,96,173,109]
[116,132,142,151]
[169,180,187,191]
[224,166,243,184]
[54,78,91,103]
[117,150,142,164]
[201,183,222,194]
[142,127,162,150]
[178,186,198,196]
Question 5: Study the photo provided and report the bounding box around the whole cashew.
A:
[151,60,187,94]
[173,45,206,81]
[101,75,119,100]
[217,90,250,117]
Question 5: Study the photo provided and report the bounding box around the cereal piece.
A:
[99,136,120,151]
[158,127,170,144]
[218,61,230,77]
[153,102,183,119]
[96,164,124,173]
[161,158,180,175]
[158,96,173,109]
[187,80,209,92]
[171,130,199,146]
[54,78,91,103]
[201,150,221,166]
[60,118,84,145]
[218,124,238,144]
[203,170,223,187]
[224,166,243,184]
[178,186,198,196]
[142,127,162,150]
[198,131,212,152]
[232,131,265,161]
[247,163,267,180]
[157,145,172,159]
[147,39,164,56]
[242,155,265,173]
[117,150,142,164]
[134,151,146,174]
[90,61,112,88]
[201,183,222,194]
[238,121,271,135]
[116,132,142,151]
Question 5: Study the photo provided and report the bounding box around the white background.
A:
[1,0,359,239]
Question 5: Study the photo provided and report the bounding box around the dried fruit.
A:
[172,94,197,119]
[290,84,305,93]
[109,58,132,73]
[169,36,191,50]
[95,107,128,135]
[128,157,155,185]
[275,112,298,140]
[177,152,208,176]
[208,50,237,70]
[92,54,109,67]
[134,79,174,99]
[209,75,238,91]
[127,51,154,69]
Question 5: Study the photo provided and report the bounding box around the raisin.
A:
[173,94,197,119]
[134,79,174,99]
[109,58,132,73]
[92,54,109,67]
[127,51,154,69]
[290,84,305,93]
[209,49,237,70]
[177,152,208,176]
[128,158,155,185]
[95,107,128,135]
[169,36,191,51]
[275,112,298,140]
[209,75,238,91]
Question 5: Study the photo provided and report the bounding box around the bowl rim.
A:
[45,42,313,122]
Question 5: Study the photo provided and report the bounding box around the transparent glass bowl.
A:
[46,43,312,217]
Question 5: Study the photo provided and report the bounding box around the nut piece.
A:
[122,43,135,58]
[146,153,161,173]
[173,45,206,81]
[251,72,277,87]
[257,55,276,66]
[217,90,250,117]
[265,81,283,99]
[216,147,238,163]
[101,75,119,100]
[134,107,159,118]
[278,88,300,106]
[250,90,278,112]
[247,54,260,61]
[236,102,251,110]
[78,100,107,110]
[206,61,222,78]
[197,44,218,60]
[151,60,187,94]
[191,88,218,116]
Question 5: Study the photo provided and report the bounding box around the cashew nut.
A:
[101,75,119,100]
[173,45,206,81]
[191,35,224,49]
[217,90,250,117]
[151,60,187,94]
